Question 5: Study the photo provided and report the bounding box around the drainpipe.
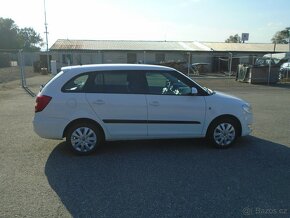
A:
[229,52,233,77]
[143,51,146,64]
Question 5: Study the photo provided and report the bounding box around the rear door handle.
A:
[149,101,160,106]
[93,100,105,105]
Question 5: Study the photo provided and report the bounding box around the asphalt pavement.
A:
[0,75,289,217]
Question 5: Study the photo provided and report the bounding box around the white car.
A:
[279,62,290,79]
[33,64,253,155]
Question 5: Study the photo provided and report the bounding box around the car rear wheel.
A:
[207,118,238,148]
[66,122,102,155]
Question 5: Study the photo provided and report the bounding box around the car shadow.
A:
[45,137,290,217]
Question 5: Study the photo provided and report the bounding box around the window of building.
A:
[155,53,165,63]
[127,53,137,63]
[62,54,73,65]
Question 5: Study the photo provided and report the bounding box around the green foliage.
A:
[18,27,43,51]
[225,34,241,43]
[271,28,290,44]
[0,18,20,49]
[0,17,43,51]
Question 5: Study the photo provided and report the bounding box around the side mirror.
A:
[191,87,198,95]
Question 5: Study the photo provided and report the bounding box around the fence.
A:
[0,51,289,98]
[0,50,51,97]
[48,50,289,79]
[0,50,20,84]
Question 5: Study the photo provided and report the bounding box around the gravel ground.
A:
[0,74,289,217]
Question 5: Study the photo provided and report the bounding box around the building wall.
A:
[51,50,194,68]
[103,52,126,63]
[50,50,270,73]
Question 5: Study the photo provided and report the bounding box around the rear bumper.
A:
[33,115,67,140]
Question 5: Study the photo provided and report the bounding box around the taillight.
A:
[35,95,52,112]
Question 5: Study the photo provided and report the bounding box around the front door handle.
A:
[149,101,160,106]
[93,100,105,105]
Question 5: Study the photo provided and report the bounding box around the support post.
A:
[268,53,272,85]
[18,50,26,87]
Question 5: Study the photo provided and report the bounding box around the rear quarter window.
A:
[62,74,89,92]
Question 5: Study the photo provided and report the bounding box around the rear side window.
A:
[88,71,148,94]
[86,71,129,93]
[103,72,128,93]
[62,74,89,92]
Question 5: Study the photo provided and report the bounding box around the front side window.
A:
[146,71,191,95]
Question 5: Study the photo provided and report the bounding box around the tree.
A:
[271,28,290,44]
[18,27,43,51]
[225,34,241,43]
[0,17,43,51]
[0,17,20,49]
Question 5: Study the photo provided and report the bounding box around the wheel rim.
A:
[70,127,97,152]
[213,122,236,146]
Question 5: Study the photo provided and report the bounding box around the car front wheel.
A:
[66,122,102,155]
[207,118,238,148]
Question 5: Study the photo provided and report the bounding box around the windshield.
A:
[255,58,280,66]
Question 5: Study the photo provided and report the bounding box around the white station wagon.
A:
[33,64,253,155]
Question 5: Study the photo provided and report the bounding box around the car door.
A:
[85,71,148,139]
[145,71,206,138]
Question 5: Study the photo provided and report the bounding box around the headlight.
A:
[242,104,252,114]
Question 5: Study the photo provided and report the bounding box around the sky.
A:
[1,0,289,48]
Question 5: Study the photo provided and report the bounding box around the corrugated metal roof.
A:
[50,39,208,51]
[50,39,289,53]
[203,42,289,52]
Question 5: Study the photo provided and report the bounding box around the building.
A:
[49,39,289,73]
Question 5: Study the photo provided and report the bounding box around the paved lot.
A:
[0,75,289,217]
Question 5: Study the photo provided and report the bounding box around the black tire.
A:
[66,122,102,155]
[207,118,238,149]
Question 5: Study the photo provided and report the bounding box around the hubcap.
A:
[213,123,236,146]
[71,127,97,152]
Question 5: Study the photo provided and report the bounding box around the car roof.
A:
[61,64,175,73]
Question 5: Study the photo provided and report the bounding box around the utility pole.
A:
[44,0,50,72]
[287,27,290,52]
